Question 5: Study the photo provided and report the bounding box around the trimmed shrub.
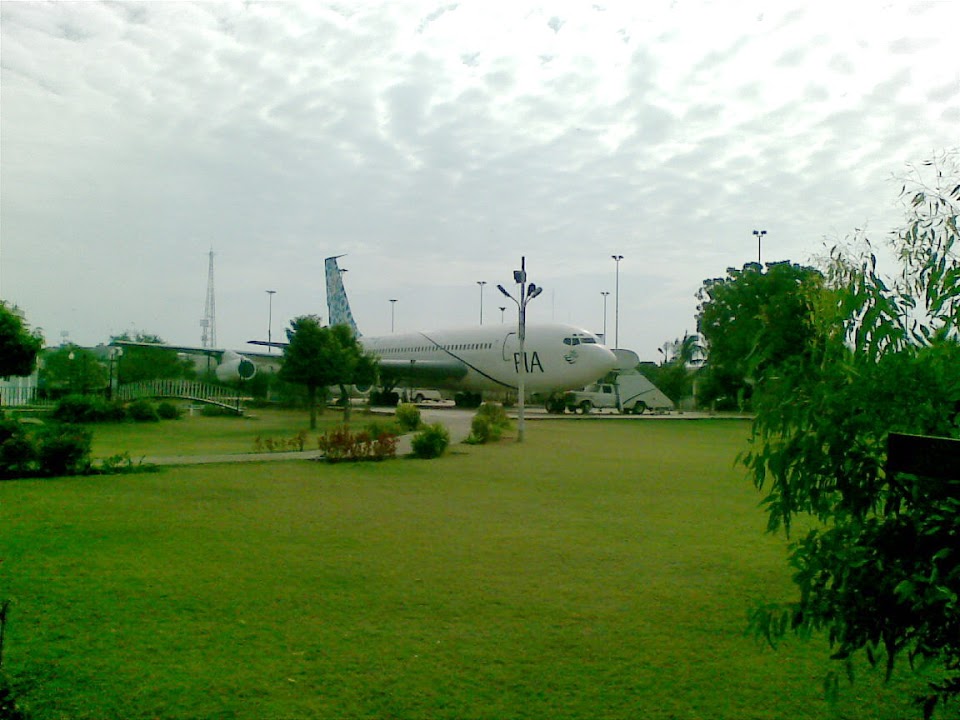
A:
[53,395,126,423]
[467,415,493,444]
[410,422,449,459]
[0,432,36,477]
[365,418,400,438]
[127,399,160,422]
[34,425,92,476]
[394,402,421,432]
[466,402,512,444]
[156,401,181,420]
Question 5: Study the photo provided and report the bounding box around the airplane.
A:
[266,255,621,401]
[115,255,622,403]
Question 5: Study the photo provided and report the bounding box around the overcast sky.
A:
[2,1,957,360]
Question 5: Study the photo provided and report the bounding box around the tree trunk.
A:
[308,385,318,430]
[339,383,351,422]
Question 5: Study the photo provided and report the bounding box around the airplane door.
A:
[502,332,519,363]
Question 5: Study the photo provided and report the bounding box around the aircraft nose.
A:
[594,344,619,374]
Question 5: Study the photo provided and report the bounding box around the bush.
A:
[53,395,126,423]
[156,401,181,420]
[317,425,398,462]
[365,418,400,438]
[410,422,449,459]
[467,415,493,444]
[34,425,92,476]
[466,402,512,444]
[394,402,421,432]
[0,432,36,477]
[127,399,160,422]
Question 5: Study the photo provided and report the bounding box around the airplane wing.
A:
[112,340,225,357]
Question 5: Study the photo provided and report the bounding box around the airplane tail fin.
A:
[325,255,361,336]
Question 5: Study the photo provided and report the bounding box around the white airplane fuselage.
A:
[361,322,617,394]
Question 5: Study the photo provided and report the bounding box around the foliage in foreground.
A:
[740,153,960,717]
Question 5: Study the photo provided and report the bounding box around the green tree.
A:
[112,332,195,384]
[640,332,703,405]
[39,345,108,396]
[743,153,960,718]
[0,302,43,379]
[277,317,378,429]
[696,261,825,409]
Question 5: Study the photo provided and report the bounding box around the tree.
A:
[696,261,825,409]
[111,332,195,384]
[638,332,702,405]
[742,153,960,718]
[277,317,377,429]
[38,345,108,397]
[0,302,43,380]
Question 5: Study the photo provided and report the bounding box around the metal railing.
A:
[116,380,245,414]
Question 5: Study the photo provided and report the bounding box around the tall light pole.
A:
[498,257,543,443]
[266,290,277,353]
[477,281,487,325]
[753,229,767,266]
[389,299,397,333]
[600,291,610,344]
[611,255,623,349]
[499,306,506,324]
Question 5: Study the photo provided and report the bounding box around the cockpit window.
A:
[564,334,598,346]
[563,337,580,346]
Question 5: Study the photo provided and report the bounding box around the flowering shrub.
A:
[317,425,398,462]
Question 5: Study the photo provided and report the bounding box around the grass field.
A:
[0,416,933,719]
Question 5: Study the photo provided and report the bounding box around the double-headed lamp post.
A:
[266,290,277,353]
[498,256,543,443]
[611,255,624,349]
[753,229,767,266]
[477,281,487,325]
[389,299,397,333]
[600,291,610,345]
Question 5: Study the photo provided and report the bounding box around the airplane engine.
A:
[216,351,257,382]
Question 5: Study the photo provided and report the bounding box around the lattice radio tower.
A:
[200,249,217,349]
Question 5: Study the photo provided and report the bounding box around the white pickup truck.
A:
[562,373,673,414]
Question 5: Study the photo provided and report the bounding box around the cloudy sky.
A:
[2,1,957,360]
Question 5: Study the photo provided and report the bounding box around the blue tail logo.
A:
[325,255,361,337]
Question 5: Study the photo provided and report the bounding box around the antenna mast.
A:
[200,249,217,349]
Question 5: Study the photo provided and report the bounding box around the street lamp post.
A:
[266,290,277,353]
[477,281,487,325]
[753,229,767,266]
[498,257,543,443]
[389,299,397,333]
[611,255,624,349]
[600,291,610,345]
[499,306,506,324]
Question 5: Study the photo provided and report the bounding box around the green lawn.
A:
[89,406,355,458]
[0,419,933,719]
